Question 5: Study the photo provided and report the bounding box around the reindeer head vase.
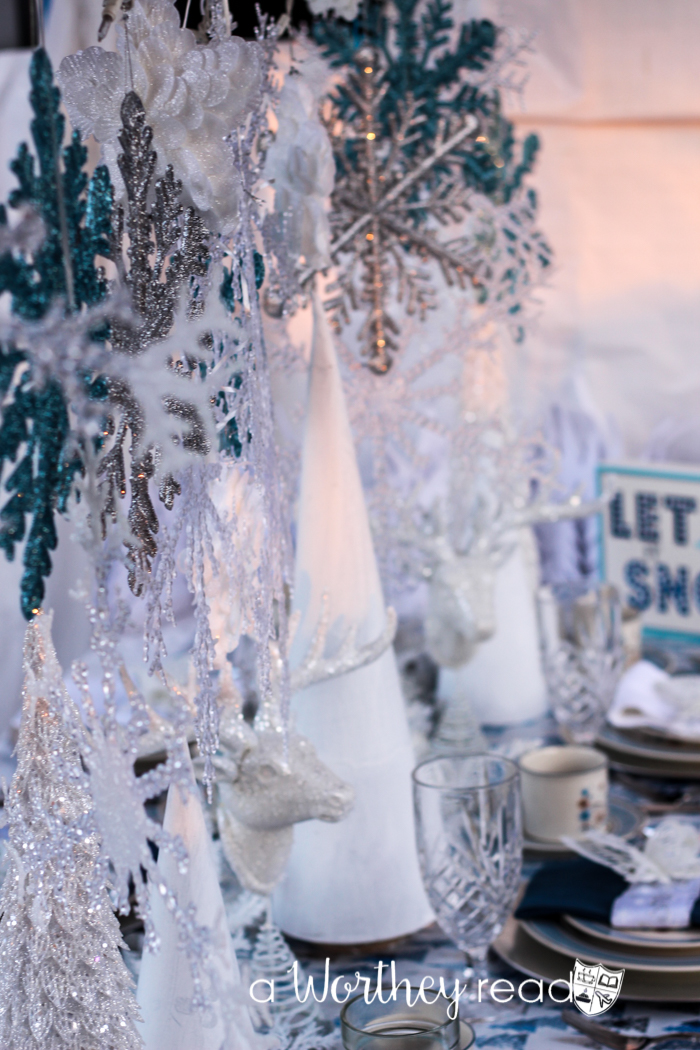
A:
[212,596,397,896]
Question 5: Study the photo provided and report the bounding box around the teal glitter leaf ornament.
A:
[1,48,112,317]
[0,47,113,619]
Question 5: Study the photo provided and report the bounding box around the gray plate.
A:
[493,916,700,1001]
[599,723,700,767]
[521,917,700,972]
[563,914,700,950]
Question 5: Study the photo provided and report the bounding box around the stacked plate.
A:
[493,907,700,1001]
[596,723,700,779]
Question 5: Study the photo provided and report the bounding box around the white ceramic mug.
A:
[518,745,608,843]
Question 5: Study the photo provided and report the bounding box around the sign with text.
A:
[598,462,700,640]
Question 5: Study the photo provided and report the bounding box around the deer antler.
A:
[291,595,398,693]
[511,491,611,531]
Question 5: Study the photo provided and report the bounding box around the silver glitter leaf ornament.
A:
[96,90,217,595]
[0,611,143,1050]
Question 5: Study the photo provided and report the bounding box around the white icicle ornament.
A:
[57,0,263,234]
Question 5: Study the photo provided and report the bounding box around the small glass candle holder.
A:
[340,991,473,1050]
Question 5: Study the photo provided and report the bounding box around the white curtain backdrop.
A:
[461,0,700,454]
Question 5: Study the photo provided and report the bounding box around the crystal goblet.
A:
[412,754,522,999]
[538,584,627,744]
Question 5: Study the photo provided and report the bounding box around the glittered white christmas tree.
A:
[0,612,142,1050]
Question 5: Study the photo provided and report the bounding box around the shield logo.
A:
[572,959,625,1016]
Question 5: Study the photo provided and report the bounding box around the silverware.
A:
[562,1009,700,1049]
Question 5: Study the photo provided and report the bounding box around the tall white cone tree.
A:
[136,753,262,1050]
[272,290,432,944]
[0,611,142,1050]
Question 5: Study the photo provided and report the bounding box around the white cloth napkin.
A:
[608,660,700,742]
[611,878,700,928]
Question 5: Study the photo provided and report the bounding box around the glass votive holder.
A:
[340,991,473,1050]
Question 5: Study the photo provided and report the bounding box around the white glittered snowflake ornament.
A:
[57,0,263,233]
[70,660,191,933]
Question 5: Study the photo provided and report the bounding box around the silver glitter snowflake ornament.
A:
[314,46,479,373]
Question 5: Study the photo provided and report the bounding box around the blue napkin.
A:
[514,858,700,926]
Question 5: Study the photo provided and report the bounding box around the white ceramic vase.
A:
[272,291,433,944]
[438,533,548,727]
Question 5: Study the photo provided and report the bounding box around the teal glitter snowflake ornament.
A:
[313,0,538,205]
[0,47,113,619]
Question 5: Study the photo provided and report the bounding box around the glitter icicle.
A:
[0,611,142,1050]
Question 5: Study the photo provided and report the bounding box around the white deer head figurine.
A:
[412,421,609,669]
[212,596,397,895]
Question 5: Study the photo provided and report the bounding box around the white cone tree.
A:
[272,290,432,944]
[137,752,263,1050]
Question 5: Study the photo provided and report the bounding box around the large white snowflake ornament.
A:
[57,0,263,233]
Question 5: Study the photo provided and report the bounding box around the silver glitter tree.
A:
[0,612,142,1050]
